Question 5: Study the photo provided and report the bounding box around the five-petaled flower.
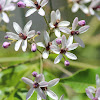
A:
[49,9,70,37]
[59,17,90,48]
[6,20,35,52]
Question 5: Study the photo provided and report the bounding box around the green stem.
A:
[49,0,53,13]
[40,56,43,73]
[43,16,50,29]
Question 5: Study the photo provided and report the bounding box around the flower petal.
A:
[65,52,77,60]
[27,30,35,38]
[24,20,32,33]
[58,21,70,27]
[54,54,63,64]
[42,50,49,59]
[56,9,61,20]
[74,35,85,48]
[72,17,78,31]
[2,12,9,23]
[13,22,22,34]
[86,88,94,99]
[37,0,41,4]
[96,88,100,98]
[35,74,45,83]
[62,35,67,49]
[54,29,61,37]
[26,88,35,100]
[44,31,50,46]
[48,78,60,87]
[87,86,96,93]
[80,5,89,14]
[25,8,37,17]
[59,95,64,100]
[59,27,71,34]
[15,40,22,51]
[37,42,45,48]
[66,35,73,48]
[22,77,34,87]
[37,88,46,99]
[96,74,100,88]
[72,3,79,13]
[37,94,42,100]
[68,43,79,51]
[38,8,45,16]
[49,23,55,28]
[51,11,56,24]
[39,81,48,87]
[47,89,58,100]
[79,25,90,34]
[50,45,60,54]
[41,0,49,7]
[22,40,27,52]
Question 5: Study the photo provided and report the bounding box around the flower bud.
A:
[37,31,41,35]
[31,43,37,52]
[64,60,70,66]
[56,38,61,44]
[32,71,37,77]
[4,36,8,39]
[17,1,26,8]
[2,42,10,48]
[78,20,86,26]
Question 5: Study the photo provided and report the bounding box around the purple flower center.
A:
[76,0,81,4]
[0,5,2,12]
[54,20,60,28]
[93,5,100,10]
[71,31,79,35]
[92,97,98,100]
[33,82,39,88]
[41,87,47,91]
[34,1,41,10]
[60,48,68,54]
[19,33,27,40]
[46,42,52,51]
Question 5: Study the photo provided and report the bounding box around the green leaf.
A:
[60,68,100,93]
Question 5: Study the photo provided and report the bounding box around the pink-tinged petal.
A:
[37,94,42,100]
[58,21,70,27]
[6,32,19,40]
[87,86,96,93]
[72,17,78,31]
[54,29,61,37]
[39,81,48,87]
[80,5,89,14]
[42,50,49,59]
[59,27,71,34]
[0,0,6,7]
[2,12,9,23]
[51,11,56,24]
[54,54,63,64]
[59,95,64,100]
[72,3,79,13]
[48,78,60,87]
[35,74,45,83]
[47,89,58,100]
[27,30,35,38]
[68,43,79,51]
[96,74,100,88]
[96,88,100,98]
[74,35,85,48]
[50,45,60,54]
[49,23,55,28]
[65,52,77,60]
[41,0,49,7]
[13,22,22,34]
[22,77,34,87]
[38,8,45,16]
[26,88,35,100]
[66,35,73,48]
[62,35,67,49]
[44,31,50,46]
[79,25,90,34]
[24,0,35,7]
[15,40,22,51]
[37,88,46,99]
[22,40,27,52]
[56,9,61,20]
[24,20,32,33]
[86,88,94,99]
[25,8,37,17]
[37,42,45,48]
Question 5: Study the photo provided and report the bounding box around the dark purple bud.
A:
[78,20,86,26]
[31,43,37,52]
[64,60,70,66]
[4,36,8,39]
[2,42,10,48]
[37,31,41,35]
[17,1,26,8]
[32,71,37,77]
[56,38,62,44]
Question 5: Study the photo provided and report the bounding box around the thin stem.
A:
[49,0,53,12]
[46,95,49,100]
[43,16,50,29]
[40,56,43,73]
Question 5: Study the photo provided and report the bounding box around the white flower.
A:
[25,0,49,17]
[59,17,90,48]
[37,31,52,59]
[0,0,16,23]
[50,35,78,64]
[6,20,35,52]
[49,9,70,37]
[71,0,91,14]
[22,76,48,100]
[59,95,64,100]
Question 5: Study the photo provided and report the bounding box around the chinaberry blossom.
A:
[71,0,91,14]
[25,0,49,17]
[50,35,78,64]
[6,20,35,52]
[49,9,70,37]
[0,0,16,23]
[22,76,48,100]
[37,31,52,59]
[59,17,90,48]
